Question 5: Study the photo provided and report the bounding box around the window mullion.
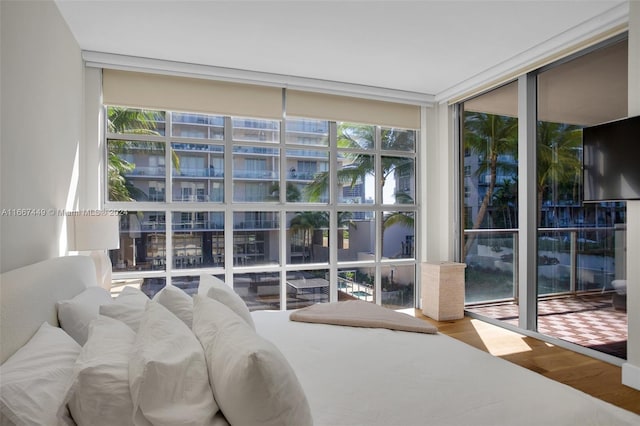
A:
[165,112,173,286]
[280,97,287,309]
[374,126,383,305]
[329,121,338,303]
[224,116,234,287]
[517,73,538,331]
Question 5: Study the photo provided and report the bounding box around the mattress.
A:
[253,310,639,426]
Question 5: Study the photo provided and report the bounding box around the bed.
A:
[1,256,639,426]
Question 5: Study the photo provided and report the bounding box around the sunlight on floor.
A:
[470,318,535,356]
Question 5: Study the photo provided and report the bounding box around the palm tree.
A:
[382,208,414,257]
[289,211,329,261]
[267,182,302,202]
[305,124,415,202]
[536,121,582,226]
[463,112,518,255]
[289,210,360,260]
[491,178,518,229]
[304,123,416,257]
[107,107,180,201]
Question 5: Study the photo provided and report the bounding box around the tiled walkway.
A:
[466,294,628,359]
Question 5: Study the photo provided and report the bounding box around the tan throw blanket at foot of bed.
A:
[289,300,438,334]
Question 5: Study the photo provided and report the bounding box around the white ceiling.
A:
[55,0,628,100]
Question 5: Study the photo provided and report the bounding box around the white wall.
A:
[422,102,456,263]
[0,0,84,272]
[622,0,640,391]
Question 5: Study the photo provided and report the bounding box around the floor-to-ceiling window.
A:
[461,81,519,304]
[103,84,419,311]
[534,38,628,358]
[463,35,628,360]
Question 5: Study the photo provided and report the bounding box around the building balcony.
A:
[125,166,166,177]
[233,170,278,179]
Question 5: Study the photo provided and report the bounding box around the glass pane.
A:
[338,122,374,150]
[381,127,415,152]
[381,264,414,309]
[172,276,200,296]
[286,149,329,203]
[171,112,224,140]
[287,211,329,264]
[285,118,329,146]
[337,153,375,204]
[463,230,517,303]
[107,140,166,202]
[233,272,281,310]
[382,156,415,205]
[232,145,279,202]
[337,211,375,262]
[107,107,165,136]
[232,117,279,143]
[233,212,279,266]
[172,143,224,202]
[172,212,224,269]
[286,269,330,308]
[137,277,167,299]
[382,211,414,259]
[462,80,519,305]
[536,39,628,358]
[110,211,166,272]
[338,268,374,302]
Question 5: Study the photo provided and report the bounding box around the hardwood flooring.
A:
[415,310,640,415]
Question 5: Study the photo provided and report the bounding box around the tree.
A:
[304,123,416,257]
[305,124,414,203]
[107,107,180,201]
[268,182,301,202]
[289,211,328,261]
[463,112,518,255]
[382,207,414,257]
[491,178,518,229]
[536,121,582,226]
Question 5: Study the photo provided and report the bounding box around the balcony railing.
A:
[174,168,224,178]
[233,170,278,179]
[127,166,165,177]
[463,225,625,305]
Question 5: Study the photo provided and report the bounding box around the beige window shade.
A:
[287,90,421,129]
[102,69,283,119]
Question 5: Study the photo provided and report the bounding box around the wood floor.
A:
[415,310,640,415]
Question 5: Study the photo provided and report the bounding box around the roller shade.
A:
[287,90,421,129]
[103,69,283,119]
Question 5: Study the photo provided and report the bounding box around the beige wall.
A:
[0,0,84,272]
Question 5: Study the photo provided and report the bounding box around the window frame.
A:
[104,108,420,310]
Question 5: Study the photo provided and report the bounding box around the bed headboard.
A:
[0,256,97,363]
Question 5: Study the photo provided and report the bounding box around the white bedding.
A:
[1,257,638,426]
[253,310,640,426]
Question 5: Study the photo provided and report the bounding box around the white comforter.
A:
[253,310,639,426]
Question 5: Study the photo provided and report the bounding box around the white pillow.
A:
[99,286,149,331]
[57,286,113,345]
[192,296,312,426]
[198,274,255,329]
[65,315,136,426]
[152,285,193,328]
[129,301,219,426]
[0,322,80,426]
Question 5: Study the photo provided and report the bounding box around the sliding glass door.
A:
[462,35,629,360]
